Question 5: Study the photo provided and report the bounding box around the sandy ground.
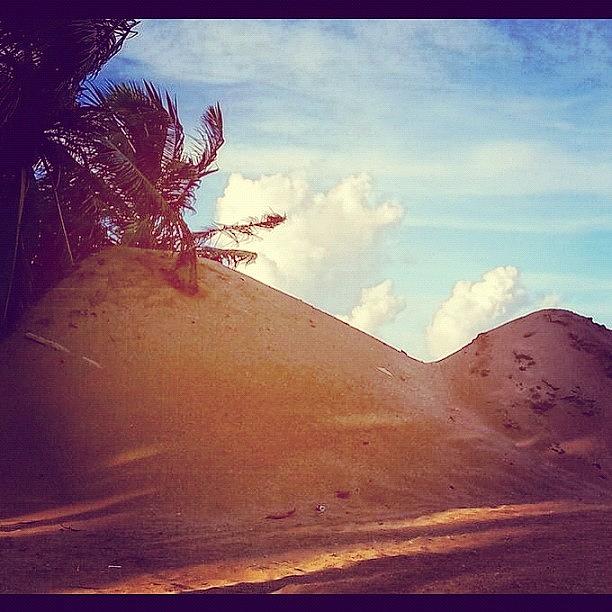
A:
[0,247,610,593]
[1,499,611,593]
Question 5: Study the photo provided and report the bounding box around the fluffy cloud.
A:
[338,280,406,336]
[426,266,529,360]
[214,173,403,303]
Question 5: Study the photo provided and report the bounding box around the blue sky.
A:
[96,20,612,360]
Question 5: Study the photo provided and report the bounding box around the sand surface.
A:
[0,247,610,593]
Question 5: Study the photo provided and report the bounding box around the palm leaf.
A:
[83,80,184,182]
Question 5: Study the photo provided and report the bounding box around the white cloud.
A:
[538,293,561,309]
[123,20,516,95]
[220,138,612,199]
[426,266,529,360]
[112,21,612,198]
[169,20,345,86]
[338,280,406,336]
[405,214,612,234]
[366,140,612,198]
[214,173,403,304]
[458,140,612,195]
[217,144,317,176]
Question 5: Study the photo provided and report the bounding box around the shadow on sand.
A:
[1,493,611,593]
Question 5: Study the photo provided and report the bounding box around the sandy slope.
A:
[0,247,610,593]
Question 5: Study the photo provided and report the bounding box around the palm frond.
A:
[192,103,224,174]
[196,245,258,268]
[194,213,286,245]
[82,80,183,183]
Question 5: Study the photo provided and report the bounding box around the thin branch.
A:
[42,157,74,266]
[2,167,27,325]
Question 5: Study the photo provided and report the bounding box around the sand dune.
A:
[440,309,612,483]
[0,247,610,593]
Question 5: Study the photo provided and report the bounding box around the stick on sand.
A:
[24,331,70,353]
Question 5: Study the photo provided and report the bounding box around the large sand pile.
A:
[440,309,612,483]
[0,247,610,593]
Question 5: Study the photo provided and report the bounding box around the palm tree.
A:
[0,19,138,328]
[73,80,285,292]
